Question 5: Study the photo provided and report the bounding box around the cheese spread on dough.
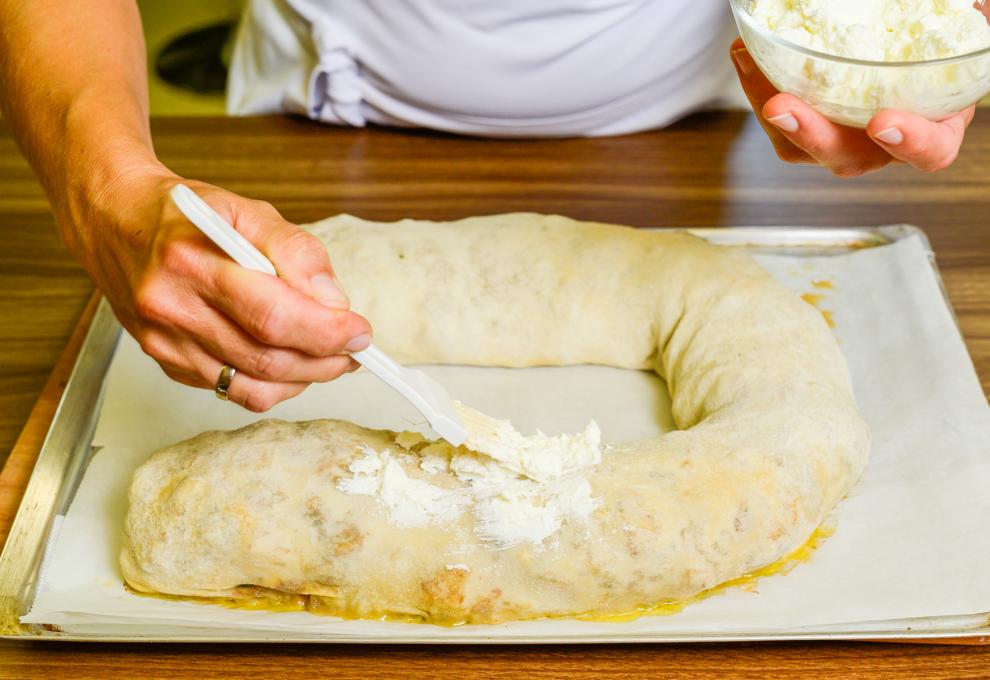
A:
[338,446,470,528]
[453,402,602,483]
[336,407,602,548]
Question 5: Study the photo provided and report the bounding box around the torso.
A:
[228,0,743,137]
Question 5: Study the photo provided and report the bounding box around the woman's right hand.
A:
[59,168,372,412]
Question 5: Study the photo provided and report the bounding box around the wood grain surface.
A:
[0,113,987,678]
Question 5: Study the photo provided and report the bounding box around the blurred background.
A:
[141,0,242,115]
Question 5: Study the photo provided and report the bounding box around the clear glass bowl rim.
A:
[729,0,990,68]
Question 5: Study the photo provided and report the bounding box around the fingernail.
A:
[767,112,799,133]
[345,334,371,352]
[874,126,904,146]
[311,273,349,309]
[731,48,753,76]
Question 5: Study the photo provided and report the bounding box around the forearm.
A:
[0,1,372,410]
[0,0,169,245]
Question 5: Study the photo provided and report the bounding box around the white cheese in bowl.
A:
[748,0,990,62]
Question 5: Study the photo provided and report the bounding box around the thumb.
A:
[232,198,351,311]
[867,107,974,173]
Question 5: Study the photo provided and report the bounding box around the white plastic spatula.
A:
[168,183,469,446]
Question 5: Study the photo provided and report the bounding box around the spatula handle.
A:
[170,184,276,276]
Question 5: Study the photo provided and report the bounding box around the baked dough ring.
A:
[120,214,870,624]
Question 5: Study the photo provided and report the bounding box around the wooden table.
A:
[0,114,987,678]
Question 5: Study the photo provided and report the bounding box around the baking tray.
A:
[1,224,985,643]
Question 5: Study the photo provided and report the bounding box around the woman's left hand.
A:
[730,38,975,177]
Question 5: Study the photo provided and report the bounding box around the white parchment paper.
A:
[23,234,990,639]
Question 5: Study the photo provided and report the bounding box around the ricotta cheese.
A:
[336,446,470,528]
[453,402,602,483]
[742,0,990,126]
[335,407,603,549]
[748,0,990,61]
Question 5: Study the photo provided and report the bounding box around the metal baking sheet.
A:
[1,224,984,643]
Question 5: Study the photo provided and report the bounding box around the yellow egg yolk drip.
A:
[126,525,835,626]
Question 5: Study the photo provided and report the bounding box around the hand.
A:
[730,38,976,177]
[59,167,372,412]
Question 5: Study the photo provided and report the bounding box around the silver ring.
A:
[215,365,236,401]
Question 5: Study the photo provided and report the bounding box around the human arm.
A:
[0,0,371,411]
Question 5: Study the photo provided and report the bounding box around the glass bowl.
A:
[729,0,990,128]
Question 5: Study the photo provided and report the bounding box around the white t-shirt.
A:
[228,0,744,137]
